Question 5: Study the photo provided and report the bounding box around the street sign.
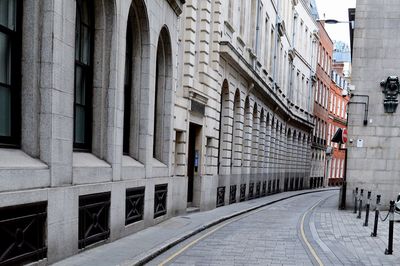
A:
[342,129,348,143]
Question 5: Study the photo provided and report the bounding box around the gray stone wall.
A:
[0,0,319,264]
[172,0,318,213]
[0,0,184,263]
[347,0,400,208]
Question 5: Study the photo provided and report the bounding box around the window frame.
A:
[0,0,22,148]
[73,0,94,151]
[123,15,133,155]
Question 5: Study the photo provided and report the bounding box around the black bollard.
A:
[354,187,359,214]
[364,191,371,226]
[357,189,364,219]
[371,195,381,237]
[385,200,395,255]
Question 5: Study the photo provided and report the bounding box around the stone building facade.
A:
[347,0,400,207]
[0,0,320,264]
[0,0,185,264]
[311,21,331,188]
[174,0,318,212]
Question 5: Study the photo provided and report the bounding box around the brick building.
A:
[327,69,349,186]
[311,21,331,188]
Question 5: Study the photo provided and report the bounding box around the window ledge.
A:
[73,152,111,168]
[122,155,144,168]
[0,149,48,169]
[152,158,167,168]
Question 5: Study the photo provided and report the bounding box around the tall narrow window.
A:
[153,55,161,159]
[0,0,21,146]
[231,90,240,167]
[228,0,233,23]
[263,17,269,67]
[239,0,245,36]
[74,0,94,150]
[217,82,229,174]
[153,28,172,162]
[123,16,133,155]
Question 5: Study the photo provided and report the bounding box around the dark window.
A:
[240,184,246,202]
[153,30,169,161]
[255,181,261,198]
[79,192,110,249]
[154,184,167,218]
[125,187,145,225]
[262,181,267,196]
[248,183,254,199]
[216,186,225,207]
[153,55,160,158]
[0,0,21,147]
[229,185,236,204]
[123,16,133,155]
[74,0,94,150]
[0,202,47,265]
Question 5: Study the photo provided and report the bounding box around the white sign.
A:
[357,139,364,148]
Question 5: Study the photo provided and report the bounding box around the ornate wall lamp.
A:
[380,76,400,113]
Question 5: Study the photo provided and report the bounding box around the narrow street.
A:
[149,191,400,266]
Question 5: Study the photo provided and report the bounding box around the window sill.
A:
[72,152,111,168]
[122,155,144,168]
[72,152,112,185]
[152,158,167,168]
[0,148,48,169]
[122,155,145,180]
[0,148,50,192]
[150,158,169,178]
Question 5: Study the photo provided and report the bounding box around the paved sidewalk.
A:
[52,188,334,266]
[310,194,400,265]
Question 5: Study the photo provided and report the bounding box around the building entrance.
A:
[187,123,202,206]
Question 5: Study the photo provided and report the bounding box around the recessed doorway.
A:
[187,123,202,207]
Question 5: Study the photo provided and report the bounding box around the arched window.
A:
[74,0,94,150]
[153,27,172,162]
[121,0,149,161]
[251,104,259,168]
[258,109,266,169]
[123,15,133,155]
[242,96,251,167]
[231,89,241,168]
[0,0,21,146]
[217,80,229,174]
[264,113,270,166]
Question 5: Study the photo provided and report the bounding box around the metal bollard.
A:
[371,195,381,237]
[385,200,395,255]
[354,187,359,214]
[357,189,364,219]
[364,191,372,226]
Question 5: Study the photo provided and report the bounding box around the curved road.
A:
[149,191,336,266]
[149,190,400,266]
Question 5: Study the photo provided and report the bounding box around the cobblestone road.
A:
[150,191,400,266]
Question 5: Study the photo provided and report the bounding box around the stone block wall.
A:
[347,0,400,208]
[0,0,185,263]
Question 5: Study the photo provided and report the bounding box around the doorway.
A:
[187,123,202,206]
